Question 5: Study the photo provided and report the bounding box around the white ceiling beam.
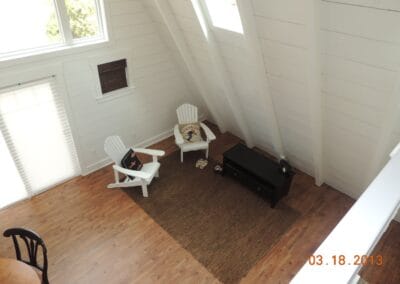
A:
[305,0,324,186]
[152,0,227,132]
[190,0,254,147]
[236,0,285,158]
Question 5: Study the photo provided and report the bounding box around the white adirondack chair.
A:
[174,103,216,162]
[104,136,165,197]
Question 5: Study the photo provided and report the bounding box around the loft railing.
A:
[291,144,400,284]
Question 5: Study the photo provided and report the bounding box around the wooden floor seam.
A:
[0,123,399,283]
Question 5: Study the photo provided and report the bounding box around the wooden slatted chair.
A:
[3,227,49,284]
[104,135,165,197]
[174,103,216,162]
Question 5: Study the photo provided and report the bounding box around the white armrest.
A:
[113,165,151,180]
[174,124,184,145]
[200,122,216,141]
[133,148,165,157]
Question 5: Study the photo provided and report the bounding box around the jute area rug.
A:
[124,152,300,283]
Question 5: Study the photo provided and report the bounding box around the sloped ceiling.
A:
[141,0,400,200]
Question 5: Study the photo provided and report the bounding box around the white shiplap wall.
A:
[253,0,315,175]
[146,0,400,204]
[150,0,287,153]
[320,0,400,197]
[154,0,244,136]
[212,28,277,154]
[1,0,399,205]
[0,0,202,175]
[156,0,317,174]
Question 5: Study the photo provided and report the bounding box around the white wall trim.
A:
[81,113,207,176]
[88,49,136,102]
[192,0,254,147]
[292,149,400,283]
[136,129,174,148]
[364,76,400,188]
[82,157,112,176]
[82,128,173,175]
[0,63,84,175]
[153,0,227,133]
[0,0,111,69]
[237,0,285,158]
[305,0,324,186]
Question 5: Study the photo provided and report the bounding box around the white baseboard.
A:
[81,113,209,176]
[81,128,174,176]
[82,157,112,176]
[135,128,173,149]
[199,112,207,122]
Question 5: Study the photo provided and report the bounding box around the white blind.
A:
[0,76,80,197]
[0,130,27,208]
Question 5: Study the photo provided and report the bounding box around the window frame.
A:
[203,0,244,34]
[89,51,136,103]
[0,0,108,62]
[0,74,81,201]
[97,59,128,94]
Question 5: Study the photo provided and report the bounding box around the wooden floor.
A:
[0,124,399,283]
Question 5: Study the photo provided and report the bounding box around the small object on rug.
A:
[195,158,208,169]
[214,164,223,174]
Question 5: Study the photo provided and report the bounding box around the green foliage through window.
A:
[46,11,60,40]
[47,0,99,40]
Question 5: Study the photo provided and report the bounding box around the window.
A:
[0,77,80,208]
[204,0,244,33]
[64,0,101,40]
[0,131,27,208]
[0,0,106,60]
[91,53,135,101]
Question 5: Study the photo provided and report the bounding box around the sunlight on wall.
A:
[0,0,62,54]
[191,0,209,39]
[204,0,244,33]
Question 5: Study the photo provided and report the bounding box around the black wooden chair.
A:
[3,227,49,284]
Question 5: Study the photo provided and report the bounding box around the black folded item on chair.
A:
[121,149,143,179]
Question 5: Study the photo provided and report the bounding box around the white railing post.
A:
[291,143,400,284]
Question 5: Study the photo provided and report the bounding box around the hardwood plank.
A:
[360,221,400,284]
[0,121,398,283]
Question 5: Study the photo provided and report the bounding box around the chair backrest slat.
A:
[11,235,21,260]
[177,103,198,124]
[104,135,129,166]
